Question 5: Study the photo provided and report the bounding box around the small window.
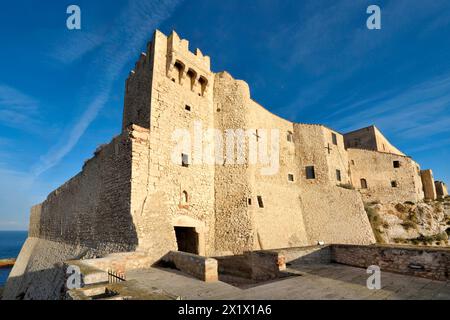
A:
[351,160,355,165]
[393,161,400,168]
[306,166,316,180]
[248,198,252,206]
[288,174,294,182]
[174,61,185,84]
[199,76,208,96]
[185,105,191,112]
[181,191,188,204]
[257,196,264,208]
[287,131,293,142]
[391,181,398,188]
[187,69,197,91]
[181,153,189,167]
[332,133,338,145]
[336,169,342,182]
[360,178,368,189]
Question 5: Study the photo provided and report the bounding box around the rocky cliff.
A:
[365,197,450,246]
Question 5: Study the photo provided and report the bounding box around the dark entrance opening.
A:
[174,227,199,254]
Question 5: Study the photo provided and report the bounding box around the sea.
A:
[0,231,28,287]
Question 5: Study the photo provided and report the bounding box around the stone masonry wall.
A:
[421,169,437,201]
[247,100,309,250]
[122,47,153,130]
[435,181,448,199]
[344,126,405,156]
[133,30,216,256]
[213,71,253,255]
[300,184,376,245]
[4,127,149,300]
[348,148,424,203]
[332,244,450,281]
[29,129,138,250]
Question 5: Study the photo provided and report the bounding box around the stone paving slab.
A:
[126,263,449,300]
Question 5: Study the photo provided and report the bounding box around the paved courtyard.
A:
[126,263,450,300]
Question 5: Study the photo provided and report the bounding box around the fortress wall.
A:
[213,72,253,255]
[3,129,145,300]
[344,126,378,150]
[127,125,178,260]
[246,99,309,250]
[28,131,137,248]
[435,181,448,199]
[299,184,376,245]
[3,238,106,300]
[132,31,217,255]
[292,125,375,244]
[294,124,331,185]
[321,126,351,185]
[348,148,424,203]
[421,169,437,200]
[122,45,153,130]
[372,126,405,156]
[294,124,349,186]
[344,126,404,156]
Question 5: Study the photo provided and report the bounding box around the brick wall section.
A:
[331,244,450,281]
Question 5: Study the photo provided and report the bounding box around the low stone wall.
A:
[67,252,155,275]
[160,251,218,282]
[216,246,331,281]
[246,250,286,281]
[277,245,331,265]
[331,244,450,281]
[215,254,252,278]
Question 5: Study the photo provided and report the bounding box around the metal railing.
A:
[107,269,126,284]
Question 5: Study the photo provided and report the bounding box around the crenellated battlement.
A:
[166,30,211,72]
[164,31,212,98]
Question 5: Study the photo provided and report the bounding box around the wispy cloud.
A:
[0,85,42,132]
[49,31,105,64]
[329,73,450,139]
[31,0,182,177]
[270,0,450,120]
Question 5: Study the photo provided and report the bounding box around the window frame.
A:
[306,166,316,180]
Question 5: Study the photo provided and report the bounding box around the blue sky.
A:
[1,0,449,230]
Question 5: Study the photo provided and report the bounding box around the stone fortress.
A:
[4,30,449,299]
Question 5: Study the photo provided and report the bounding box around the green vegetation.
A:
[395,203,409,214]
[407,232,449,245]
[407,212,420,225]
[401,220,417,230]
